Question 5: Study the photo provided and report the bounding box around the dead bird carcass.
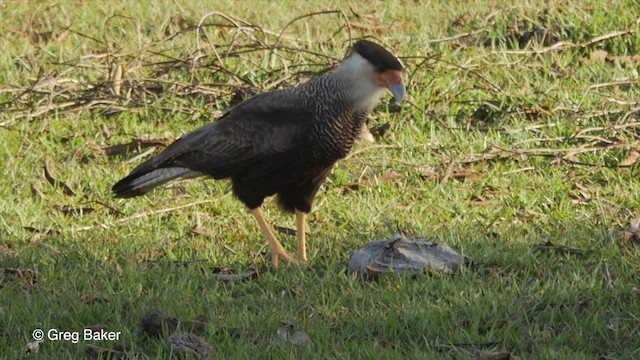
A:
[348,234,465,275]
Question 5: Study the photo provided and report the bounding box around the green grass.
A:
[2,0,640,358]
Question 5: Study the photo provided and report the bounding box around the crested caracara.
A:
[112,40,405,267]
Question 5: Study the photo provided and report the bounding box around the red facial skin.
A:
[376,70,404,89]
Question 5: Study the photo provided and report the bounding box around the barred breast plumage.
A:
[112,40,405,267]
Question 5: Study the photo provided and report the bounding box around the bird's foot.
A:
[270,246,299,267]
[296,250,307,264]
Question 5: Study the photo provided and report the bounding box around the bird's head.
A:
[337,40,405,110]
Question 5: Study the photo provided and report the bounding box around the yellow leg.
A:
[251,208,297,267]
[296,210,307,262]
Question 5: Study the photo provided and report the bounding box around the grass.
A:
[1,0,640,358]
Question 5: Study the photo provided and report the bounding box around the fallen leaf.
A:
[440,160,456,185]
[350,8,379,20]
[570,182,591,205]
[30,183,45,199]
[345,172,402,191]
[55,205,95,217]
[550,62,569,79]
[590,50,609,62]
[451,12,471,27]
[434,168,485,184]
[55,29,70,42]
[619,150,640,167]
[43,163,76,196]
[29,31,54,44]
[451,170,485,182]
[470,194,493,206]
[471,185,499,206]
[378,171,403,183]
[29,29,70,44]
[1,268,37,290]
[605,54,640,66]
[189,225,213,237]
[102,123,112,140]
[418,166,438,180]
[111,63,124,96]
[0,245,15,257]
[621,216,640,245]
[274,225,297,236]
[290,282,304,297]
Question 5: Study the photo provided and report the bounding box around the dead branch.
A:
[498,28,638,55]
[72,199,215,232]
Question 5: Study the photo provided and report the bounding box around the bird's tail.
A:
[112,167,200,198]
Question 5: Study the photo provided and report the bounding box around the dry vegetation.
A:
[1,1,640,359]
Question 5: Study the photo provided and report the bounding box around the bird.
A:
[112,40,405,267]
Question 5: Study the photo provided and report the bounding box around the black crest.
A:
[352,40,403,71]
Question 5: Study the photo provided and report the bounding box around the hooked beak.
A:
[380,70,405,102]
[389,84,406,103]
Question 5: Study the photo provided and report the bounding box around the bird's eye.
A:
[374,66,384,73]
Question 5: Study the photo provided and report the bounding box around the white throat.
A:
[335,53,386,111]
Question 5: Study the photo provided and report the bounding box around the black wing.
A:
[112,89,313,197]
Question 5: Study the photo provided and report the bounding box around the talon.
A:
[252,208,299,268]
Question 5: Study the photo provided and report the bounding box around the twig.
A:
[194,11,234,80]
[345,144,400,159]
[498,28,638,55]
[440,159,456,185]
[602,263,614,291]
[423,8,503,44]
[0,68,45,108]
[503,166,535,175]
[495,143,633,156]
[458,139,639,167]
[274,10,352,49]
[72,199,215,232]
[424,28,487,44]
[125,147,158,164]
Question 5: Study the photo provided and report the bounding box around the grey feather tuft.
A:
[112,167,201,198]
